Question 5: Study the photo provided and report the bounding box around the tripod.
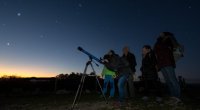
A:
[70,58,108,110]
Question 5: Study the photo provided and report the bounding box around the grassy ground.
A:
[1,90,200,110]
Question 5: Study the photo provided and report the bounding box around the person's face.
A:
[159,32,165,37]
[142,47,150,55]
[108,51,112,56]
[123,47,129,55]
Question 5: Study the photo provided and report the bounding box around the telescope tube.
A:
[77,46,102,63]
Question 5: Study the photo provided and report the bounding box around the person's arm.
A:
[101,67,106,77]
[132,54,137,67]
[129,53,137,73]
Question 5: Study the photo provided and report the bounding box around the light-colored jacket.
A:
[101,66,116,78]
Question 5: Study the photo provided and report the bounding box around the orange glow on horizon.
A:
[0,65,58,77]
[0,72,56,78]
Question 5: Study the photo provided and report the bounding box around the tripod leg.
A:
[71,75,85,110]
[90,63,108,104]
[95,76,108,104]
[77,74,86,104]
[71,61,89,110]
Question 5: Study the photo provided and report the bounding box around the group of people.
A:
[101,32,184,106]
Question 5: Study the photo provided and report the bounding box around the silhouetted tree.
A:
[90,72,95,75]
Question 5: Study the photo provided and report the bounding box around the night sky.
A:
[0,0,200,83]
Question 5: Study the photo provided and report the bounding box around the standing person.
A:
[154,32,181,104]
[101,54,116,99]
[122,46,137,99]
[140,45,162,102]
[117,55,131,107]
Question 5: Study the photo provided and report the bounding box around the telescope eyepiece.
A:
[78,46,83,51]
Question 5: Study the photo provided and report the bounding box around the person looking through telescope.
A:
[101,54,116,99]
[103,50,132,107]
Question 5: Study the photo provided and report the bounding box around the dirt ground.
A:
[1,93,200,110]
[1,85,200,110]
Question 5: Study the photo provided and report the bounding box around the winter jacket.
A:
[140,51,158,80]
[104,54,131,77]
[154,37,176,70]
[122,52,137,73]
[117,57,132,77]
[101,66,116,78]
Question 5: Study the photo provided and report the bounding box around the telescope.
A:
[71,47,108,110]
[77,46,102,64]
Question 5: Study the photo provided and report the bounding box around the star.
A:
[55,20,60,24]
[17,13,21,17]
[7,42,10,46]
[78,3,83,8]
[40,35,44,38]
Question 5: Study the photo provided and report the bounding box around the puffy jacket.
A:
[154,37,176,70]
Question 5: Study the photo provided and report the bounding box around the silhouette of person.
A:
[140,45,162,101]
[101,54,116,98]
[122,46,136,98]
[154,32,181,104]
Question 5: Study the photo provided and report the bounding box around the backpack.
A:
[165,32,184,62]
[173,45,184,62]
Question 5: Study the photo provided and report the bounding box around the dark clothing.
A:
[122,52,136,98]
[140,51,158,80]
[117,57,131,77]
[123,52,137,73]
[154,34,180,98]
[142,79,162,97]
[140,51,161,96]
[154,37,175,70]
[104,54,130,77]
[104,54,120,72]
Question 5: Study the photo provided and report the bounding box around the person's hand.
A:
[101,73,103,77]
[155,65,159,71]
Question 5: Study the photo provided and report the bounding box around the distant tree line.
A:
[0,73,187,96]
[0,72,101,95]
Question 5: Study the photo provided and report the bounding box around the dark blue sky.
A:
[0,0,200,82]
